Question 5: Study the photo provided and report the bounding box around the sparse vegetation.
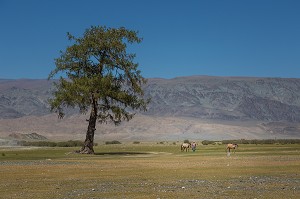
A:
[18,140,84,147]
[105,140,122,145]
[133,141,140,144]
[222,139,300,145]
[202,140,216,145]
[200,139,300,145]
[0,143,299,198]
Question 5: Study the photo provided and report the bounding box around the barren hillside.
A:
[0,76,299,141]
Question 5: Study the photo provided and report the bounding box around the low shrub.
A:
[222,139,300,145]
[202,140,216,145]
[57,140,83,147]
[105,140,121,145]
[19,140,84,147]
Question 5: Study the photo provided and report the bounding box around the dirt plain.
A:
[0,143,299,199]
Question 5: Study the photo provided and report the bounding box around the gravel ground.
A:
[53,175,300,199]
[1,145,299,199]
[0,160,83,166]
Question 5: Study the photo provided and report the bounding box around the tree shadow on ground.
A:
[94,152,150,156]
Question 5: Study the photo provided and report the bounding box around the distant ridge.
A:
[1,76,300,121]
[144,76,300,122]
[0,76,299,140]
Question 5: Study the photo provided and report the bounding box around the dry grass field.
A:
[0,143,299,199]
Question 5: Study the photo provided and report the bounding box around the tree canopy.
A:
[48,26,149,153]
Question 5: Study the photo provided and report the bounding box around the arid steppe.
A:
[0,143,299,199]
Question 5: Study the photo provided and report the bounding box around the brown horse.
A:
[226,143,238,153]
[181,143,191,152]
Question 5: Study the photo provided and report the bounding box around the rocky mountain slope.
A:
[0,79,54,118]
[144,76,300,122]
[0,76,299,141]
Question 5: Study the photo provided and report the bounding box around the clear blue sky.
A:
[0,0,299,79]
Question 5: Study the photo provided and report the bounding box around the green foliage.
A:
[105,140,122,145]
[48,25,149,124]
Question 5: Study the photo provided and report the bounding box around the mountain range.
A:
[0,76,299,142]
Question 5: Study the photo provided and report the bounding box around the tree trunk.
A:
[78,97,97,154]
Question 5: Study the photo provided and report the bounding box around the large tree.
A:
[48,26,149,154]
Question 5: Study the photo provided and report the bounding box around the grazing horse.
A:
[226,143,238,153]
[181,143,191,152]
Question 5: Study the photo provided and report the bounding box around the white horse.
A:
[181,143,191,152]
